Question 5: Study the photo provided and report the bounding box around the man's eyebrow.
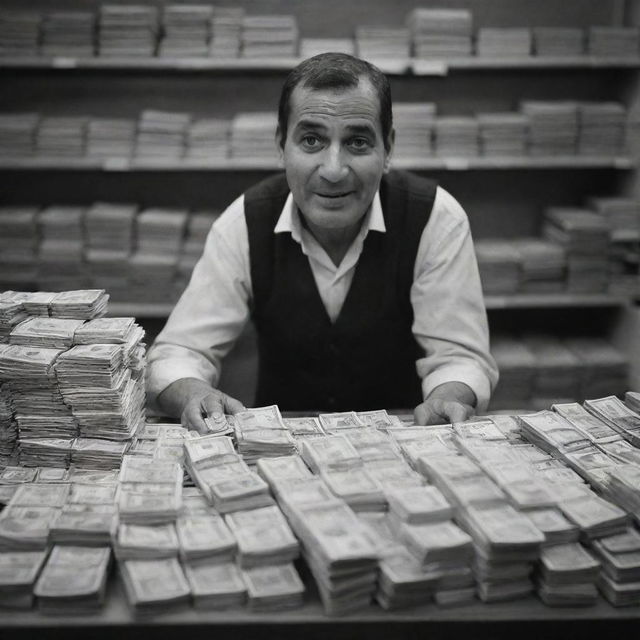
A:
[293,120,328,132]
[344,123,377,137]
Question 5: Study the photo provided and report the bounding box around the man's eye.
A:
[301,135,320,149]
[348,137,370,150]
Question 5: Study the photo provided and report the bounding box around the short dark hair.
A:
[277,53,393,151]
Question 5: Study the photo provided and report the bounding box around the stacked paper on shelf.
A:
[18,438,74,467]
[578,102,627,155]
[511,239,566,292]
[86,117,136,158]
[477,113,528,156]
[34,545,111,614]
[120,557,191,613]
[209,7,244,57]
[186,118,230,160]
[0,549,48,609]
[392,103,436,159]
[587,196,640,241]
[128,252,180,303]
[434,116,479,156]
[474,239,521,294]
[0,383,18,462]
[299,38,355,58]
[36,116,87,157]
[98,4,159,57]
[476,28,532,57]
[520,101,578,156]
[243,563,305,612]
[231,112,278,160]
[159,4,212,58]
[489,336,536,409]
[40,11,95,58]
[587,27,640,57]
[0,10,42,56]
[0,113,39,156]
[241,14,298,58]
[355,26,410,61]
[408,8,473,58]
[532,27,584,57]
[0,206,39,287]
[136,207,188,255]
[85,202,136,258]
[135,110,190,160]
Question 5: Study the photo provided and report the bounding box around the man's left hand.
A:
[413,381,477,425]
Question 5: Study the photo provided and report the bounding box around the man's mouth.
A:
[316,191,352,198]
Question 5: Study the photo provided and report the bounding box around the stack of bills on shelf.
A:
[186,119,230,160]
[136,207,189,255]
[243,563,305,611]
[0,383,18,463]
[434,116,479,156]
[477,113,528,156]
[559,493,630,539]
[184,561,247,609]
[536,542,600,606]
[114,522,180,560]
[474,240,521,295]
[476,28,532,57]
[98,4,159,57]
[0,113,39,157]
[225,505,299,568]
[587,27,640,57]
[520,101,579,155]
[387,485,454,526]
[0,549,48,609]
[563,340,628,399]
[241,14,298,58]
[0,207,39,288]
[408,8,473,58]
[233,405,297,463]
[36,116,87,157]
[578,102,626,155]
[532,27,584,57]
[176,512,237,563]
[285,498,378,615]
[355,26,410,62]
[392,103,436,160]
[584,395,640,446]
[208,7,244,57]
[300,434,362,473]
[587,196,640,242]
[458,503,545,602]
[0,293,30,341]
[0,504,59,550]
[299,37,355,58]
[86,117,136,158]
[591,527,640,606]
[158,4,212,58]
[0,10,42,57]
[18,438,74,467]
[40,10,95,58]
[9,317,82,349]
[184,435,273,513]
[50,289,109,320]
[511,239,566,292]
[135,110,190,160]
[320,466,387,511]
[231,112,278,160]
[119,557,191,613]
[128,251,180,304]
[118,456,183,525]
[34,545,111,613]
[524,508,580,545]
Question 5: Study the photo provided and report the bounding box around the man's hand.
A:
[157,377,245,434]
[414,381,477,425]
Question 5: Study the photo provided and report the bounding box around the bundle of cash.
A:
[317,411,365,434]
[9,482,69,508]
[407,8,473,58]
[86,118,136,158]
[578,102,626,156]
[209,7,244,57]
[591,528,640,606]
[300,435,362,473]
[84,203,137,255]
[476,28,532,57]
[176,513,237,564]
[342,428,402,465]
[243,563,305,611]
[158,4,212,58]
[18,437,74,468]
[417,453,484,488]
[35,545,111,614]
[559,493,630,539]
[98,4,159,57]
[0,465,37,484]
[49,290,109,320]
[524,508,580,545]
[67,481,118,508]
[355,409,405,430]
[114,522,180,560]
[117,455,182,524]
[186,118,230,160]
[282,416,326,440]
[0,383,18,462]
[50,503,118,546]
[35,467,70,483]
[434,117,479,157]
[234,405,296,463]
[563,445,622,489]
[184,561,247,609]
[68,468,119,484]
[268,477,336,517]
[477,113,529,157]
[604,465,640,520]
[230,112,278,161]
[225,505,299,568]
[0,549,48,609]
[119,557,191,614]
[41,10,95,58]
[552,401,623,445]
[584,396,640,447]
[0,505,60,550]
[136,112,191,160]
[256,454,314,487]
[320,467,387,511]
[180,486,216,514]
[355,26,410,62]
[587,26,640,57]
[387,485,454,525]
[71,438,129,470]
[394,520,473,567]
[517,410,592,458]
[598,440,640,467]
[362,459,425,493]
[0,9,42,56]
[241,14,298,58]
[0,294,29,341]
[536,542,600,606]
[36,116,87,158]
[532,27,584,56]
[520,100,579,156]
[137,206,189,254]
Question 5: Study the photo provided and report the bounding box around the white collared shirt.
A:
[146,185,498,410]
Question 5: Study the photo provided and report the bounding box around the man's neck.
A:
[301,215,364,267]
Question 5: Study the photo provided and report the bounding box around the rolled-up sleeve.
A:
[146,194,252,409]
[412,187,499,412]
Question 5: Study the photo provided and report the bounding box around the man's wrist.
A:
[425,381,477,408]
[157,377,214,419]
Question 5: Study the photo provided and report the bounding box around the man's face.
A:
[278,78,393,232]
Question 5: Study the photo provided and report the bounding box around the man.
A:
[146,53,498,432]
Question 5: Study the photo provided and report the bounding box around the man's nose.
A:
[318,144,349,183]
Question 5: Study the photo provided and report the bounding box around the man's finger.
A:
[200,394,225,422]
[183,402,208,434]
[444,402,471,424]
[223,394,246,414]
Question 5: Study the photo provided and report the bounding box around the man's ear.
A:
[275,125,285,167]
[383,127,395,173]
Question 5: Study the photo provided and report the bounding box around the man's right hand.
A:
[156,377,245,434]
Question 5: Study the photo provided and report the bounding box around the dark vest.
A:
[245,170,437,411]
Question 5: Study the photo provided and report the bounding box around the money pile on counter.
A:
[1,383,640,615]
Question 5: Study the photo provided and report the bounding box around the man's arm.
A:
[411,187,499,425]
[146,195,251,432]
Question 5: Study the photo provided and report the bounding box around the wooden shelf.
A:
[0,156,633,172]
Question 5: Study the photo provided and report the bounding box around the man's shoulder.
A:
[244,172,290,203]
[383,169,438,197]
